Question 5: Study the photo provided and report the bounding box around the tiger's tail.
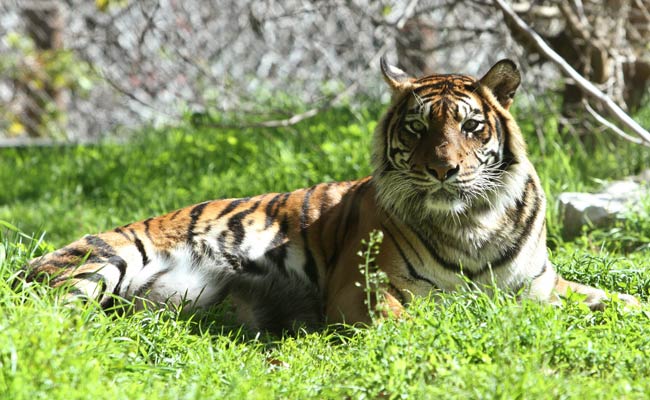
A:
[25,235,128,308]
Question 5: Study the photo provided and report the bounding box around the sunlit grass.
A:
[1,103,649,399]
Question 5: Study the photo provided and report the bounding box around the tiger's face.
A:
[373,58,525,220]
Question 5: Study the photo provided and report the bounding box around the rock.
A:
[557,170,650,238]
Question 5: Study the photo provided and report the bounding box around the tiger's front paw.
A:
[615,293,641,309]
[585,291,640,311]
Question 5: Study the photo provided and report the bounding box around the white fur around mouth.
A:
[425,190,467,213]
[425,197,467,213]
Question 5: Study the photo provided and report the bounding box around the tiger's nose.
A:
[427,164,460,181]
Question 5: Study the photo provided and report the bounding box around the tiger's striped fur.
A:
[25,59,639,333]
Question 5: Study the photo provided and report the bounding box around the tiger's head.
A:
[372,58,530,223]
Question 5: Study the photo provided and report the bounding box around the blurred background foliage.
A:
[0,0,648,143]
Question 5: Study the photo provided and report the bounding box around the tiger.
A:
[24,58,640,334]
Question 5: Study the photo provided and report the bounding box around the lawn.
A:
[1,103,650,399]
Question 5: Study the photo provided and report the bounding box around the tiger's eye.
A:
[408,120,426,134]
[462,119,480,132]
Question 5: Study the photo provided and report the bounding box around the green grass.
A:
[1,103,650,399]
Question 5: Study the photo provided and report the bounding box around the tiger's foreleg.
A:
[529,261,640,310]
[553,276,640,311]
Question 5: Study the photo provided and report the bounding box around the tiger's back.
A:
[26,58,639,333]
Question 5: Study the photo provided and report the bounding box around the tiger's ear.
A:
[479,59,521,110]
[380,57,414,93]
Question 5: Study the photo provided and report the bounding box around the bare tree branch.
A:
[494,0,650,146]
[584,101,645,145]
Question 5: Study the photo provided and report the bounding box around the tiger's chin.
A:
[424,192,468,215]
[425,197,467,214]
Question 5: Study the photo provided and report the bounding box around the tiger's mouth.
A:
[426,178,461,195]
[430,186,457,198]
